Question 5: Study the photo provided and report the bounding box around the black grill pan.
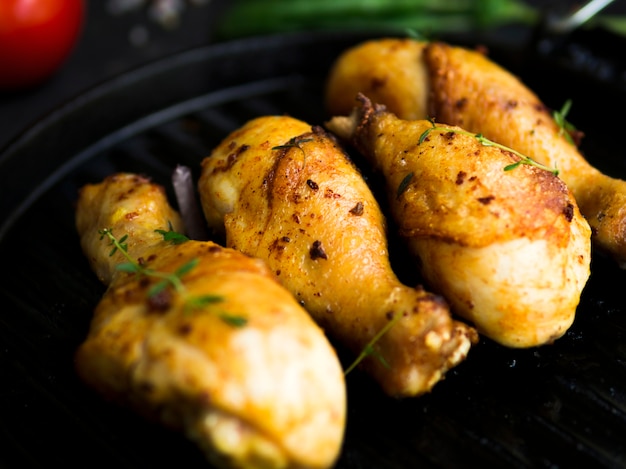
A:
[1,30,625,469]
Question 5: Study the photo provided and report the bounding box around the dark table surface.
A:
[2,0,624,153]
[3,0,626,153]
[0,1,228,151]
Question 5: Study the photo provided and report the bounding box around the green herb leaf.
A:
[272,137,313,151]
[273,136,313,171]
[397,172,414,199]
[368,347,390,369]
[418,118,437,144]
[186,294,224,309]
[344,312,402,375]
[175,258,200,277]
[219,313,248,328]
[147,279,170,298]
[552,99,577,145]
[155,222,189,244]
[418,123,559,176]
[503,161,522,172]
[99,228,130,257]
[184,295,246,328]
[99,228,243,327]
[116,262,141,273]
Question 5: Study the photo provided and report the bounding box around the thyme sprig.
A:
[552,99,577,145]
[98,226,247,327]
[397,172,414,199]
[99,226,192,297]
[418,120,559,176]
[272,136,313,152]
[155,221,190,244]
[344,312,403,376]
[272,137,314,169]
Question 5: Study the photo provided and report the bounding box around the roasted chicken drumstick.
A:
[325,38,626,266]
[327,96,591,348]
[75,173,346,469]
[198,115,477,397]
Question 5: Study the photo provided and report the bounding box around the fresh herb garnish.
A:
[219,313,249,328]
[155,221,190,244]
[272,136,313,151]
[100,226,192,297]
[397,172,414,199]
[98,227,246,327]
[273,136,314,171]
[552,99,577,145]
[344,312,402,376]
[419,120,559,176]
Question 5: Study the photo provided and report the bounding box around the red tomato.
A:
[0,0,85,89]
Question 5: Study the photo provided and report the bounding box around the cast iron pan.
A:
[1,30,626,468]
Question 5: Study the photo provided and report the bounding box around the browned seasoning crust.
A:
[422,41,626,265]
[325,38,430,121]
[325,37,626,267]
[198,115,478,397]
[75,172,347,469]
[326,95,591,348]
[349,98,576,249]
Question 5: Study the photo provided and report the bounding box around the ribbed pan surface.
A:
[0,31,625,469]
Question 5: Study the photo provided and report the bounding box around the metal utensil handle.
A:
[548,0,616,34]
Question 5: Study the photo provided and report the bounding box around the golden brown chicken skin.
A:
[326,96,591,348]
[75,173,346,469]
[325,38,626,267]
[198,115,477,398]
[325,38,429,122]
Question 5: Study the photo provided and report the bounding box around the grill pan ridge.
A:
[0,31,626,468]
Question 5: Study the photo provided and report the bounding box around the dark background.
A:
[0,1,228,151]
[1,0,625,153]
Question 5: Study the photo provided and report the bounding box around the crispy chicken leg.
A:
[198,116,477,398]
[325,38,626,266]
[327,96,591,348]
[75,173,346,469]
